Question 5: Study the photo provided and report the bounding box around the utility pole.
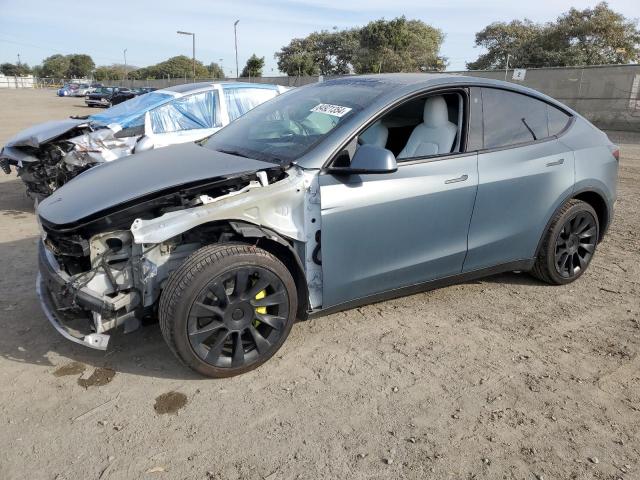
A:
[219,58,224,79]
[123,48,127,83]
[234,20,240,78]
[177,31,196,81]
[17,53,21,66]
[504,53,511,81]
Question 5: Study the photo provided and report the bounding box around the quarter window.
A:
[482,88,548,149]
[547,104,571,136]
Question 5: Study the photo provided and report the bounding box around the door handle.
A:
[546,158,564,167]
[444,174,468,184]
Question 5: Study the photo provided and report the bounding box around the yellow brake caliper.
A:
[254,289,267,326]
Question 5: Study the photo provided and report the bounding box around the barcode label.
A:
[310,103,352,117]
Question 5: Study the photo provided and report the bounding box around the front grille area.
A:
[44,233,89,258]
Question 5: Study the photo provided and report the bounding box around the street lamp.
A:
[177,30,196,81]
[234,20,239,79]
[123,48,127,83]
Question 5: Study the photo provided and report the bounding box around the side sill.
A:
[307,259,535,319]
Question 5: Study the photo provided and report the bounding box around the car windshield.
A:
[204,78,390,163]
[89,91,174,128]
[94,87,114,94]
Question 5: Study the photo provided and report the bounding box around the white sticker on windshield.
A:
[310,103,352,117]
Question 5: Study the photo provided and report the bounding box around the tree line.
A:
[1,2,638,80]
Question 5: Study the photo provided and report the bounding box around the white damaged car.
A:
[0,82,289,199]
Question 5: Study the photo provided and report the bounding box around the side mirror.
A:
[328,144,397,175]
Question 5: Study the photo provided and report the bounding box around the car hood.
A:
[38,142,277,227]
[5,118,86,148]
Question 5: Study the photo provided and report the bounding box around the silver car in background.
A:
[35,74,618,378]
[0,82,289,199]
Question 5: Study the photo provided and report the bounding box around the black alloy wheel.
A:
[531,199,600,285]
[187,266,289,368]
[159,243,297,378]
[553,211,597,278]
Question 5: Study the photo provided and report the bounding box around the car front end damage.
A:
[1,122,139,199]
[35,165,323,350]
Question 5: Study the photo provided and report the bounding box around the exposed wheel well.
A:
[176,221,310,320]
[572,191,609,241]
[234,236,310,321]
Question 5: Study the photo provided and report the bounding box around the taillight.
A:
[609,145,620,162]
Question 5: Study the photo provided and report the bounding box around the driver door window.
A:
[357,92,464,162]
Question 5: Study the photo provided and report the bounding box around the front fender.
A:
[130,168,308,244]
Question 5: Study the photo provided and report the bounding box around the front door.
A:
[319,153,478,308]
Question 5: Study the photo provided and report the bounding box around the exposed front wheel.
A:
[531,199,599,285]
[159,243,297,378]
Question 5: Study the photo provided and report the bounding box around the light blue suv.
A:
[35,74,619,377]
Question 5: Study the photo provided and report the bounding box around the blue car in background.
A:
[1,82,289,198]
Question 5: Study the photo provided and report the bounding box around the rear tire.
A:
[531,199,599,285]
[159,243,298,378]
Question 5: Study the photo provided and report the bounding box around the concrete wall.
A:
[0,74,35,88]
[450,65,640,132]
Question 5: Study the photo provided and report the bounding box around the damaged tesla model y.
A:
[0,82,288,200]
[36,74,618,377]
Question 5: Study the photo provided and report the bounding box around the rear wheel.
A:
[531,199,599,284]
[159,243,297,378]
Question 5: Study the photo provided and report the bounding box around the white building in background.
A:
[0,74,35,88]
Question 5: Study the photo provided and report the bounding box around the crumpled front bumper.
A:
[36,241,114,350]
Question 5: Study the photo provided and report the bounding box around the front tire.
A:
[159,243,298,378]
[531,199,599,285]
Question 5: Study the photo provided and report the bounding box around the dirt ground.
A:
[0,89,638,480]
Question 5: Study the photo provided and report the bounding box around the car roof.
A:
[318,73,572,114]
[159,81,280,95]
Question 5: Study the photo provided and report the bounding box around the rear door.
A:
[463,87,575,272]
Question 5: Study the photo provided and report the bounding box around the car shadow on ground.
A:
[479,270,551,287]
[0,228,551,381]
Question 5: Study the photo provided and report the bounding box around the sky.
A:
[0,0,638,75]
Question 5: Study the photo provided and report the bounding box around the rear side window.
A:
[482,88,548,149]
[151,91,220,133]
[547,105,571,136]
[224,87,278,122]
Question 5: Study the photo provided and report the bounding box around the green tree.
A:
[207,62,225,78]
[241,54,265,77]
[129,55,209,79]
[41,54,70,78]
[0,62,31,76]
[67,54,95,77]
[275,17,445,76]
[467,2,640,69]
[355,17,446,73]
[275,38,319,75]
[94,64,138,81]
